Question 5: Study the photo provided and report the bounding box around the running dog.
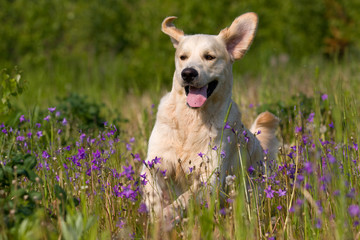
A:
[141,12,279,222]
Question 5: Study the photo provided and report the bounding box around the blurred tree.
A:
[0,0,359,92]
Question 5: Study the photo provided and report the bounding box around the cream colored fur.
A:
[141,12,279,223]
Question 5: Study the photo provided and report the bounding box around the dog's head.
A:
[162,13,258,109]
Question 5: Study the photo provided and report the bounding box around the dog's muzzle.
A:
[181,68,198,83]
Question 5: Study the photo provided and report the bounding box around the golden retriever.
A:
[141,12,279,223]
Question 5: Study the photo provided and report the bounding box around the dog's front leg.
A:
[163,188,191,220]
[142,167,165,220]
[162,177,204,222]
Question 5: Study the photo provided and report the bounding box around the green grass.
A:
[1,56,360,239]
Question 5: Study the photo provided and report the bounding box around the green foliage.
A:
[0,68,25,114]
[56,93,106,131]
[1,0,360,94]
[60,212,97,240]
[256,93,330,138]
[54,184,80,216]
[0,154,42,230]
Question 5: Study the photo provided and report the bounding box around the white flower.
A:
[225,175,236,186]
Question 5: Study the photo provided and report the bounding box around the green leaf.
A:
[54,184,67,202]
[15,166,27,177]
[0,168,4,182]
[24,155,37,170]
[27,170,41,183]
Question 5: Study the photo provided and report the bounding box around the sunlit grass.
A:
[1,58,360,239]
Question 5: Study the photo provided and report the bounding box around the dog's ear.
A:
[218,13,258,60]
[162,16,184,48]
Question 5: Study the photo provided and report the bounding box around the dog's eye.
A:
[204,54,216,61]
[180,55,188,60]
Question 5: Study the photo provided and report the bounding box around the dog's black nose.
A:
[181,68,198,83]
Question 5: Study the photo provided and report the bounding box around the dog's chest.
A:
[160,106,220,161]
[175,120,216,157]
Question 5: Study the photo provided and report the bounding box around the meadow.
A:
[1,0,360,239]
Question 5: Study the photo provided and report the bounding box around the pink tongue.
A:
[187,85,208,108]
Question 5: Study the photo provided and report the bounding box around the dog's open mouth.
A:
[185,80,218,108]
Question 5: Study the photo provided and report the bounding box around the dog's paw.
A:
[161,205,181,231]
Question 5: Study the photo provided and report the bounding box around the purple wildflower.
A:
[16,136,25,142]
[333,190,340,196]
[321,94,328,101]
[220,150,226,159]
[146,160,154,168]
[295,126,302,133]
[79,133,86,142]
[44,115,50,121]
[121,165,135,180]
[140,173,147,185]
[224,122,231,130]
[56,111,61,117]
[248,165,255,174]
[198,152,204,158]
[304,161,313,174]
[277,188,287,197]
[36,131,43,138]
[93,149,101,159]
[19,115,25,122]
[131,153,141,162]
[36,123,41,128]
[353,143,358,151]
[126,143,132,151]
[329,122,334,128]
[315,218,322,228]
[121,184,135,199]
[307,113,315,123]
[242,130,249,143]
[48,107,56,113]
[297,174,304,183]
[287,152,295,159]
[161,169,167,177]
[62,118,68,125]
[327,154,336,164]
[296,198,304,206]
[264,185,275,199]
[346,188,355,198]
[152,156,161,165]
[138,203,148,213]
[348,205,360,217]
[277,205,282,210]
[77,147,86,159]
[116,219,125,229]
[42,151,50,159]
[220,208,226,215]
